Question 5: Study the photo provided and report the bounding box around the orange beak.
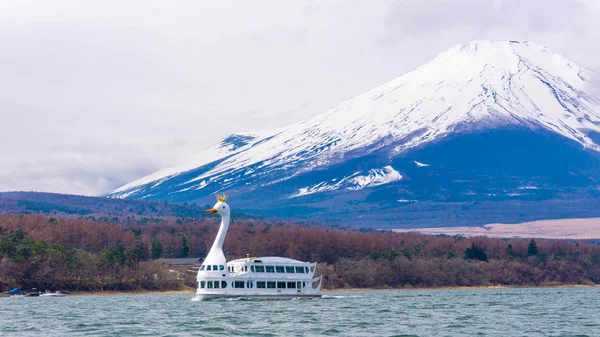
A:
[205,208,218,214]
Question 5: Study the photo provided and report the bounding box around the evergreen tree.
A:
[528,239,538,256]
[181,237,189,258]
[126,241,145,265]
[197,240,207,259]
[506,244,513,258]
[115,245,126,266]
[464,243,488,262]
[151,239,163,260]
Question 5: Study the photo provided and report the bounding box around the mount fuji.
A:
[107,40,600,227]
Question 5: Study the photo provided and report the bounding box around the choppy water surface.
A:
[1,287,599,336]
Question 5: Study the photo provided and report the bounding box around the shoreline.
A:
[62,284,599,296]
[323,284,599,292]
[68,289,196,296]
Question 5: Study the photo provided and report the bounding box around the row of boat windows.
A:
[199,265,225,271]
[228,266,248,273]
[199,281,228,289]
[250,266,309,274]
[198,281,306,289]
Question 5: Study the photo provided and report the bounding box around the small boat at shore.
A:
[195,194,322,300]
[7,288,23,297]
[39,290,67,297]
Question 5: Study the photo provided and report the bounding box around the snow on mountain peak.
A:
[108,40,600,198]
[434,40,589,87]
[292,166,402,198]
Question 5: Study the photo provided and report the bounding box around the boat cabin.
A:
[196,256,321,297]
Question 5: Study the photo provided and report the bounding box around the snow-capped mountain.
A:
[107,40,600,226]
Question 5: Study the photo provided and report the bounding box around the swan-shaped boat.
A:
[195,194,322,299]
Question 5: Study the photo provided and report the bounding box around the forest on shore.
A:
[2,213,600,292]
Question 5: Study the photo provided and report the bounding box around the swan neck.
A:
[211,215,230,251]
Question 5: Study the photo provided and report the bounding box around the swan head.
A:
[205,201,230,217]
[205,193,230,217]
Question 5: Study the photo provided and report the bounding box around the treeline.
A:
[2,214,600,292]
[1,191,233,218]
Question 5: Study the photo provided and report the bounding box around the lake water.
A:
[1,287,599,336]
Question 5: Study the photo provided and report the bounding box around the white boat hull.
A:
[194,293,321,300]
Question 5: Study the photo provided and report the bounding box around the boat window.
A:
[305,267,309,273]
[257,282,266,288]
[266,266,275,273]
[222,281,227,288]
[220,265,225,271]
[245,266,248,272]
[206,265,211,271]
[251,266,255,272]
[287,282,296,289]
[200,281,205,289]
[285,266,295,273]
[212,265,218,271]
[214,281,220,289]
[275,266,285,273]
[200,265,205,271]
[246,281,253,289]
[255,266,265,272]
[234,281,245,288]
[277,282,286,289]
[295,266,305,273]
[267,282,276,289]
[207,281,213,289]
[297,282,302,289]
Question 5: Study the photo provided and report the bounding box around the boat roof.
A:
[228,256,310,264]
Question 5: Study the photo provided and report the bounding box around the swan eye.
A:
[222,206,225,209]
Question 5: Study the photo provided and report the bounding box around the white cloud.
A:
[0,0,599,195]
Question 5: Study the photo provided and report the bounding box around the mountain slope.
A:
[107,40,600,226]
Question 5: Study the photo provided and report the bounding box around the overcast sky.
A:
[1,0,599,196]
